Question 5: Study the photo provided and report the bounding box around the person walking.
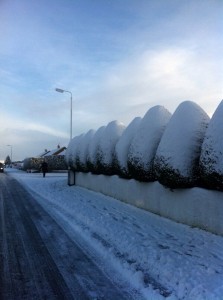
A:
[41,160,48,178]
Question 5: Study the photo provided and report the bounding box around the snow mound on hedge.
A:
[77,129,95,171]
[65,139,73,166]
[154,101,210,188]
[97,120,126,175]
[65,134,83,170]
[115,117,142,177]
[199,100,223,190]
[70,133,84,170]
[128,105,172,181]
[87,126,106,173]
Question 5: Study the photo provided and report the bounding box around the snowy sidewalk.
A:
[7,169,223,300]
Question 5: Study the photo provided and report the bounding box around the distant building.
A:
[43,145,67,157]
[23,145,67,171]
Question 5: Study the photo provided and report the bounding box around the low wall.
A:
[75,172,223,236]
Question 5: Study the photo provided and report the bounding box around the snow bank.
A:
[114,117,141,178]
[199,100,223,190]
[154,101,210,188]
[97,121,126,175]
[128,106,171,181]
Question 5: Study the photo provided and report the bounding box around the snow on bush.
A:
[65,136,78,167]
[114,117,141,178]
[22,157,40,171]
[67,134,84,170]
[76,129,95,172]
[23,156,67,171]
[154,101,210,188]
[97,120,126,175]
[199,100,223,190]
[87,126,106,174]
[128,106,172,181]
[44,155,67,170]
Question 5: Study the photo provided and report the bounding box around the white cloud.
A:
[76,45,222,132]
[0,110,69,160]
[0,111,68,138]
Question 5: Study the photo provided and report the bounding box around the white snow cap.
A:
[128,105,172,179]
[77,129,95,169]
[115,117,142,175]
[65,135,80,167]
[98,120,126,167]
[200,100,223,175]
[155,100,210,181]
[68,134,84,169]
[88,126,106,166]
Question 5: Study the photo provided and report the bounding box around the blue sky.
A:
[0,0,222,161]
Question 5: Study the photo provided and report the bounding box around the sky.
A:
[0,0,222,161]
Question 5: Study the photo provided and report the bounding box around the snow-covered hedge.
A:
[114,117,141,178]
[23,157,41,171]
[23,155,67,171]
[76,130,95,172]
[87,126,106,174]
[44,155,67,170]
[66,100,223,191]
[66,134,83,170]
[127,106,172,181]
[65,135,79,168]
[96,120,126,175]
[154,101,210,188]
[199,101,223,190]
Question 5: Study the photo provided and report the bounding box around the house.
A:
[24,145,67,172]
[43,145,67,157]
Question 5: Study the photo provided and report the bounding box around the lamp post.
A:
[7,144,12,166]
[55,88,73,141]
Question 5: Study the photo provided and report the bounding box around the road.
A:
[0,173,133,300]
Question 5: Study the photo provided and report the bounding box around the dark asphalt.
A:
[0,173,133,300]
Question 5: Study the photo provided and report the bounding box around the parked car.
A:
[0,163,4,172]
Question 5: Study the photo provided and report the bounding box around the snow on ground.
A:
[7,168,223,300]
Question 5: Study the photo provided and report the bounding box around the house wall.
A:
[74,171,223,236]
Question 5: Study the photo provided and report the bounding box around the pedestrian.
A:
[41,160,48,178]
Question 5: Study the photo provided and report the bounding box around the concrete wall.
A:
[75,172,223,236]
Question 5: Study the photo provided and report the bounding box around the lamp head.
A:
[55,88,64,93]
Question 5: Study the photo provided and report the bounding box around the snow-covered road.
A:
[6,169,223,300]
[0,172,133,299]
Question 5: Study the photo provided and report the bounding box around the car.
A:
[0,163,4,172]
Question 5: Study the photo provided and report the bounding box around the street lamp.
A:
[55,88,73,141]
[7,144,12,166]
